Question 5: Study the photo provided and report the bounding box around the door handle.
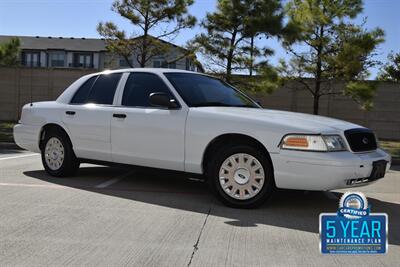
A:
[65,111,76,115]
[113,113,127,119]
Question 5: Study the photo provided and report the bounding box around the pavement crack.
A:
[187,207,211,267]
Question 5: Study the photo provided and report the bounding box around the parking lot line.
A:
[0,182,64,189]
[94,170,135,189]
[0,153,39,161]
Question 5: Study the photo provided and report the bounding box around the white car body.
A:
[14,68,391,191]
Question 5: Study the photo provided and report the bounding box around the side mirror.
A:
[149,92,179,109]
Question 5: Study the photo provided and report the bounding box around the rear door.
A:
[62,73,122,161]
[111,72,188,171]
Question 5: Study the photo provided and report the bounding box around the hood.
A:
[192,107,363,133]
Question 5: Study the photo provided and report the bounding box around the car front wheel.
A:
[41,129,79,177]
[208,144,275,208]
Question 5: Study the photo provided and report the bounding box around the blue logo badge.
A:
[320,192,388,254]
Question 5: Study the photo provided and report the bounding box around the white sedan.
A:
[14,69,391,208]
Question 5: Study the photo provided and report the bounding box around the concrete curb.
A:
[0,142,21,150]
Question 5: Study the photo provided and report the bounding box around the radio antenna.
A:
[30,67,33,106]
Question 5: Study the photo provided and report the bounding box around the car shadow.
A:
[390,164,400,171]
[0,148,25,155]
[24,166,399,246]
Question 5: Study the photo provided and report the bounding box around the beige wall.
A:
[255,80,400,140]
[0,67,399,140]
[0,67,94,122]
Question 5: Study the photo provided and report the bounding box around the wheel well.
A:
[38,123,71,150]
[202,133,272,174]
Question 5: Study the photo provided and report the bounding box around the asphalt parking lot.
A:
[0,149,399,266]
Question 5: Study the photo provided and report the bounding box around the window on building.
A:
[122,72,174,107]
[153,60,161,68]
[22,51,41,67]
[50,52,65,67]
[168,62,176,69]
[185,58,197,71]
[70,73,121,105]
[73,53,93,68]
[153,60,176,69]
[119,59,133,68]
[185,58,189,70]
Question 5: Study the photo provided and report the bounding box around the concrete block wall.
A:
[255,80,400,140]
[0,67,399,140]
[0,67,94,121]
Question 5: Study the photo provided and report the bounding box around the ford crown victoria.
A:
[14,69,391,208]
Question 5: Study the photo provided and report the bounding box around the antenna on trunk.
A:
[30,67,33,106]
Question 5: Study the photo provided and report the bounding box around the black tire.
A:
[207,144,275,208]
[41,128,79,177]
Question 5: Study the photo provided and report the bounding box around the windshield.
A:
[164,73,260,108]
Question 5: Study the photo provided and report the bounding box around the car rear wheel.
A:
[41,129,79,177]
[207,144,275,208]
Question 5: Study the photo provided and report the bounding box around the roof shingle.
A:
[0,35,107,52]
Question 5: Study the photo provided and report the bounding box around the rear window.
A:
[70,73,122,105]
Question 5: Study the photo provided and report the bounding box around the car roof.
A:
[91,68,200,76]
[56,68,211,104]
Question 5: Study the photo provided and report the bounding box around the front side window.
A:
[164,73,259,108]
[70,73,121,105]
[122,72,173,107]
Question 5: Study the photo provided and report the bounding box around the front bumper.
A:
[13,123,41,153]
[271,148,391,191]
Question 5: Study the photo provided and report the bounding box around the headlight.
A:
[322,135,347,151]
[281,134,347,152]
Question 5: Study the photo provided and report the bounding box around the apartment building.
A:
[0,35,203,72]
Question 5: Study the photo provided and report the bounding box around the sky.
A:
[0,0,399,77]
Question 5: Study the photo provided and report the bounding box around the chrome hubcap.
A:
[45,137,64,170]
[219,153,265,200]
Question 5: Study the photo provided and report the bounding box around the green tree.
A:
[280,0,384,114]
[377,52,400,83]
[97,0,196,68]
[230,64,281,94]
[0,37,20,67]
[194,0,284,83]
[242,0,284,76]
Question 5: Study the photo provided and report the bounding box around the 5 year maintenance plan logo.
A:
[319,192,388,254]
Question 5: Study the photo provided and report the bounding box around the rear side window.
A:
[70,76,97,104]
[70,73,122,105]
[122,72,173,107]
